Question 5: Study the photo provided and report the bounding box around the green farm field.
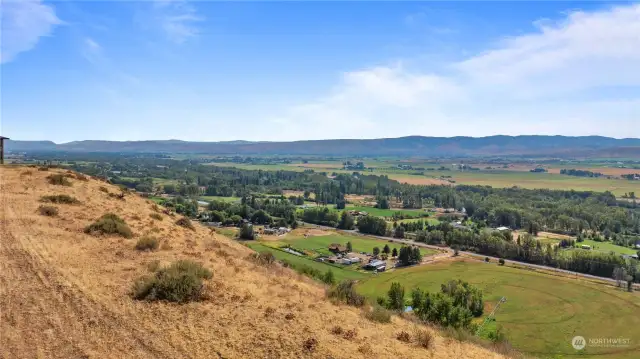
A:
[199,195,241,203]
[343,205,428,218]
[357,260,640,359]
[576,239,638,256]
[244,242,368,281]
[262,232,438,257]
[204,161,640,195]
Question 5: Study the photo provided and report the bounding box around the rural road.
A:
[303,223,638,288]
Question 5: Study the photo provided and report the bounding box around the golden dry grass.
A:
[0,166,507,359]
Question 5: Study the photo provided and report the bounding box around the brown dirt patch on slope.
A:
[0,166,506,359]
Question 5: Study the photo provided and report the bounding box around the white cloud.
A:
[152,0,203,44]
[270,4,640,140]
[0,0,62,64]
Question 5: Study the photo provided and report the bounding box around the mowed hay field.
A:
[357,260,640,359]
[0,166,504,359]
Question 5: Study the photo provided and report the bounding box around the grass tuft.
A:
[38,205,59,217]
[175,217,195,230]
[84,213,133,238]
[40,194,79,204]
[364,305,392,323]
[135,237,159,251]
[150,213,163,221]
[131,260,212,303]
[46,174,72,186]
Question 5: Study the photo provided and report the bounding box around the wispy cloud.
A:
[269,4,640,140]
[152,0,203,44]
[0,0,62,64]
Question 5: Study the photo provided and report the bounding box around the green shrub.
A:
[498,258,505,266]
[327,280,366,307]
[46,174,72,186]
[150,213,163,221]
[364,305,392,323]
[135,237,159,251]
[84,213,133,238]
[40,194,79,204]
[38,205,59,217]
[175,217,195,230]
[238,223,255,240]
[131,260,212,303]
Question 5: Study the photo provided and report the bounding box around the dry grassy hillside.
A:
[0,166,507,359]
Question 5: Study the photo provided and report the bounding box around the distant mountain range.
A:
[5,136,640,158]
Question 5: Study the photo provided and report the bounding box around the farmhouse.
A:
[328,243,348,254]
[581,245,592,250]
[363,259,386,272]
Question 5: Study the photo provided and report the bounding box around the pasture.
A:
[245,242,367,281]
[199,195,241,203]
[576,239,638,256]
[357,260,640,358]
[264,232,438,257]
[204,160,640,195]
[343,205,428,218]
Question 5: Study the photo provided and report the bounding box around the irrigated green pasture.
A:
[357,260,640,358]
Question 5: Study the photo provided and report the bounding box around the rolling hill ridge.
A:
[6,135,640,157]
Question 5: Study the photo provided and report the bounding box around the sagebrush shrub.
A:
[364,305,392,323]
[415,329,434,349]
[40,194,79,204]
[135,237,159,251]
[131,260,212,303]
[150,213,163,221]
[396,331,411,342]
[175,217,195,230]
[249,251,276,266]
[99,186,109,193]
[38,205,59,217]
[46,174,72,186]
[327,280,366,307]
[84,213,133,238]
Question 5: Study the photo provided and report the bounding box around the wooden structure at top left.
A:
[0,136,9,165]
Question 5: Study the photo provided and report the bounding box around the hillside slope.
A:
[0,166,506,359]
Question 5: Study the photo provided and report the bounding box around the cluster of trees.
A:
[382,280,484,330]
[397,246,422,266]
[560,169,604,178]
[356,216,388,236]
[204,195,298,228]
[413,225,637,280]
[622,174,640,181]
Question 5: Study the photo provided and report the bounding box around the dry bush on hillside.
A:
[135,237,159,251]
[248,251,276,266]
[365,305,392,323]
[284,312,295,320]
[343,329,358,340]
[415,329,435,349]
[75,173,89,181]
[330,326,344,335]
[303,338,318,353]
[38,205,59,217]
[175,217,195,230]
[150,213,163,221]
[20,170,33,176]
[147,260,161,272]
[131,260,213,303]
[84,213,133,238]
[397,331,411,342]
[327,280,366,307]
[40,194,80,204]
[46,174,72,186]
[131,214,141,221]
[37,166,49,171]
[99,186,109,193]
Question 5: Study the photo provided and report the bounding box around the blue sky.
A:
[1,0,639,143]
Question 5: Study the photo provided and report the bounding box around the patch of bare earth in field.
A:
[0,166,507,359]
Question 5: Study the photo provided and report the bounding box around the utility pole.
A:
[476,296,507,336]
